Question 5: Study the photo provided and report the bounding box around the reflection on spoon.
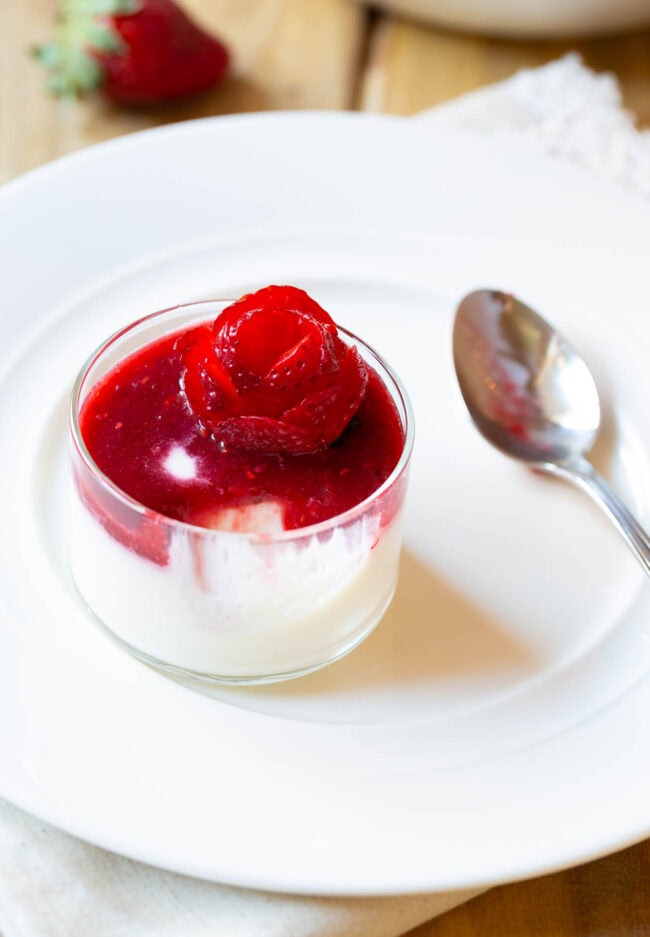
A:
[453,289,650,576]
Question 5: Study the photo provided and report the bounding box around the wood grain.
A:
[0,0,365,183]
[359,15,650,125]
[407,837,650,936]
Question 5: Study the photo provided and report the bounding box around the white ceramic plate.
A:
[1,113,650,896]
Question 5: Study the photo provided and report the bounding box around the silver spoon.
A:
[453,289,650,576]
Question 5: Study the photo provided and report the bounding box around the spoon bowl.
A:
[453,289,650,576]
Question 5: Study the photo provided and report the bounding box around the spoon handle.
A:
[540,457,650,576]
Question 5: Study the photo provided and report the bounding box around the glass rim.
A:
[69,299,415,544]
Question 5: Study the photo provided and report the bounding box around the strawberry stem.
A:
[34,0,140,98]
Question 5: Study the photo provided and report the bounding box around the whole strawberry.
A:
[35,0,229,106]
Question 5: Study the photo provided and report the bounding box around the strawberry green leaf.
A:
[35,41,104,97]
[87,0,140,13]
[33,42,64,68]
[33,0,139,98]
[82,23,124,53]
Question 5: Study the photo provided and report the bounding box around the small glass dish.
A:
[69,300,414,685]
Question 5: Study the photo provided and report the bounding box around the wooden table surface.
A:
[1,1,650,933]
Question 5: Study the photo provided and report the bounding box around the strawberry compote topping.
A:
[80,286,405,532]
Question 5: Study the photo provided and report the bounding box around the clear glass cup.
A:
[69,301,414,684]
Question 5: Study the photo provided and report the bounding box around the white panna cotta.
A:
[69,494,405,680]
[69,293,413,684]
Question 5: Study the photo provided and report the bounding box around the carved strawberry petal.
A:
[177,325,241,421]
[179,286,368,453]
[214,303,337,392]
[284,345,368,444]
[213,415,321,455]
[282,385,340,435]
[265,331,335,394]
[334,343,369,427]
[227,285,337,331]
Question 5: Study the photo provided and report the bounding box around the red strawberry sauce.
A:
[80,323,404,532]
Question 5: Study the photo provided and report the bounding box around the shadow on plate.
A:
[249,547,539,705]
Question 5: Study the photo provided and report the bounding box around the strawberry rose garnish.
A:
[177,286,369,455]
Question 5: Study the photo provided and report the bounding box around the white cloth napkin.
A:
[418,52,650,196]
[2,54,648,937]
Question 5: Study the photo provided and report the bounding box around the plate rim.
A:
[2,109,650,895]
